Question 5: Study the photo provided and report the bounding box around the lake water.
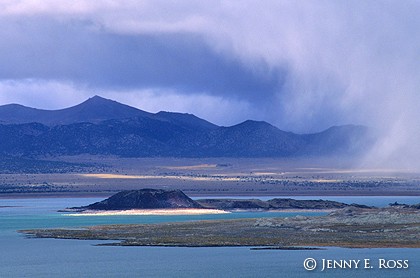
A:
[0,197,419,277]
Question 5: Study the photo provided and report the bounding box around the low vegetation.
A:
[21,207,420,248]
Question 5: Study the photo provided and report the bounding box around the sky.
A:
[0,1,420,168]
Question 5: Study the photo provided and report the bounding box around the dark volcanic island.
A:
[21,190,420,248]
[63,189,370,212]
[66,189,203,211]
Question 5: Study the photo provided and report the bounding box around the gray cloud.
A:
[1,1,420,168]
[0,18,282,101]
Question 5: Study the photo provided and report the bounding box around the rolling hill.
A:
[0,96,375,158]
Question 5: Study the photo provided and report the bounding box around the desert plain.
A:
[1,156,419,198]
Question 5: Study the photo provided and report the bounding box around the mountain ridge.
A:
[0,96,376,158]
[0,96,151,125]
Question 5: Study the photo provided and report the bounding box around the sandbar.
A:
[66,208,229,216]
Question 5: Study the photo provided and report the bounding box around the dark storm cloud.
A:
[0,18,283,102]
[1,1,420,169]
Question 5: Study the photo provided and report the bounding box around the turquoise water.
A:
[0,197,419,277]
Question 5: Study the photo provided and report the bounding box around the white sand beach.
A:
[66,208,230,216]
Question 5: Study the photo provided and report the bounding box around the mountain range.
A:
[0,96,375,158]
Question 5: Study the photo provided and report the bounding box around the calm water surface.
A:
[0,197,418,277]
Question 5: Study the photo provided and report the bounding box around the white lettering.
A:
[378,259,409,269]
[321,259,361,271]
[364,259,372,269]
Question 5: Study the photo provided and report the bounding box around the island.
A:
[20,189,420,248]
[62,188,371,213]
[61,189,227,215]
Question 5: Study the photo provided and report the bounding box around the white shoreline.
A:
[65,208,230,216]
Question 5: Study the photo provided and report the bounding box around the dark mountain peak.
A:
[71,189,203,210]
[90,95,107,101]
[230,120,280,132]
[0,95,152,125]
[59,96,152,124]
[73,95,136,111]
[0,96,216,129]
[80,95,118,106]
[0,96,375,158]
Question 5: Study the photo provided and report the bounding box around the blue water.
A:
[0,197,419,277]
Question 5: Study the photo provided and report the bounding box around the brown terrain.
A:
[1,156,419,197]
[21,206,420,248]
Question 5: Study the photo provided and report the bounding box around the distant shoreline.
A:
[1,191,419,199]
[2,157,420,198]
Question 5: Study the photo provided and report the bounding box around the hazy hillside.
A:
[0,96,375,158]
